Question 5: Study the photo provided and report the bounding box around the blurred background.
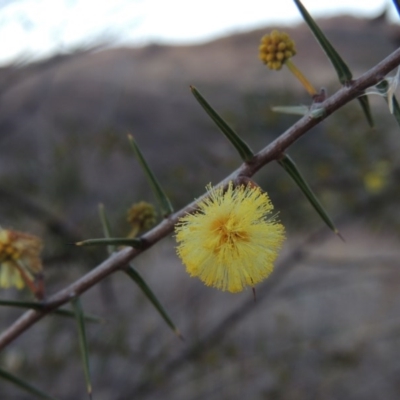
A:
[1,1,400,399]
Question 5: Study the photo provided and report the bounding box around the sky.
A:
[0,0,396,66]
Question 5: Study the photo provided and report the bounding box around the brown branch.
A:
[1,47,400,351]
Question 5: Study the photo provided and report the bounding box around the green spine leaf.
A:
[128,134,174,217]
[292,0,374,127]
[278,154,342,239]
[72,297,92,399]
[293,0,352,83]
[98,203,116,254]
[356,95,374,128]
[76,238,143,248]
[125,265,183,340]
[391,95,400,126]
[376,80,400,127]
[190,86,254,162]
[0,367,59,400]
[0,299,103,323]
[271,105,309,116]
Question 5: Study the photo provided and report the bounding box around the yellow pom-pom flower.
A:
[259,30,317,96]
[259,30,296,71]
[0,228,44,297]
[175,182,285,293]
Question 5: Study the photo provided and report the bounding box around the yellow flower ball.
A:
[259,30,296,70]
[175,182,285,293]
[127,201,157,237]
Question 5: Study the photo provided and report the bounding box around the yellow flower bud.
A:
[259,30,296,71]
[276,52,285,61]
[127,201,157,237]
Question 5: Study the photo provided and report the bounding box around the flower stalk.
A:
[284,59,317,96]
[259,29,317,97]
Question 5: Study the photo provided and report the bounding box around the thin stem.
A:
[285,58,317,96]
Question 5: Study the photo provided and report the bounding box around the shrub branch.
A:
[0,47,400,351]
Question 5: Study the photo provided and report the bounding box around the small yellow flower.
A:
[0,228,44,297]
[259,30,296,71]
[127,201,157,238]
[175,182,285,293]
[259,30,317,96]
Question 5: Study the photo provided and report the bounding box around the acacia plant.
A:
[1,1,400,398]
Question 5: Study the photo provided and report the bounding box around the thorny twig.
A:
[0,47,400,351]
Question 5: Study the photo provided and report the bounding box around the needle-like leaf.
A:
[98,203,116,254]
[128,134,174,217]
[72,297,92,399]
[278,154,343,239]
[376,79,400,127]
[0,367,58,400]
[125,265,184,340]
[190,86,254,162]
[293,0,374,127]
[0,299,103,323]
[76,238,142,248]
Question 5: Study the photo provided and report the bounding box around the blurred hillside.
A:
[1,15,400,400]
